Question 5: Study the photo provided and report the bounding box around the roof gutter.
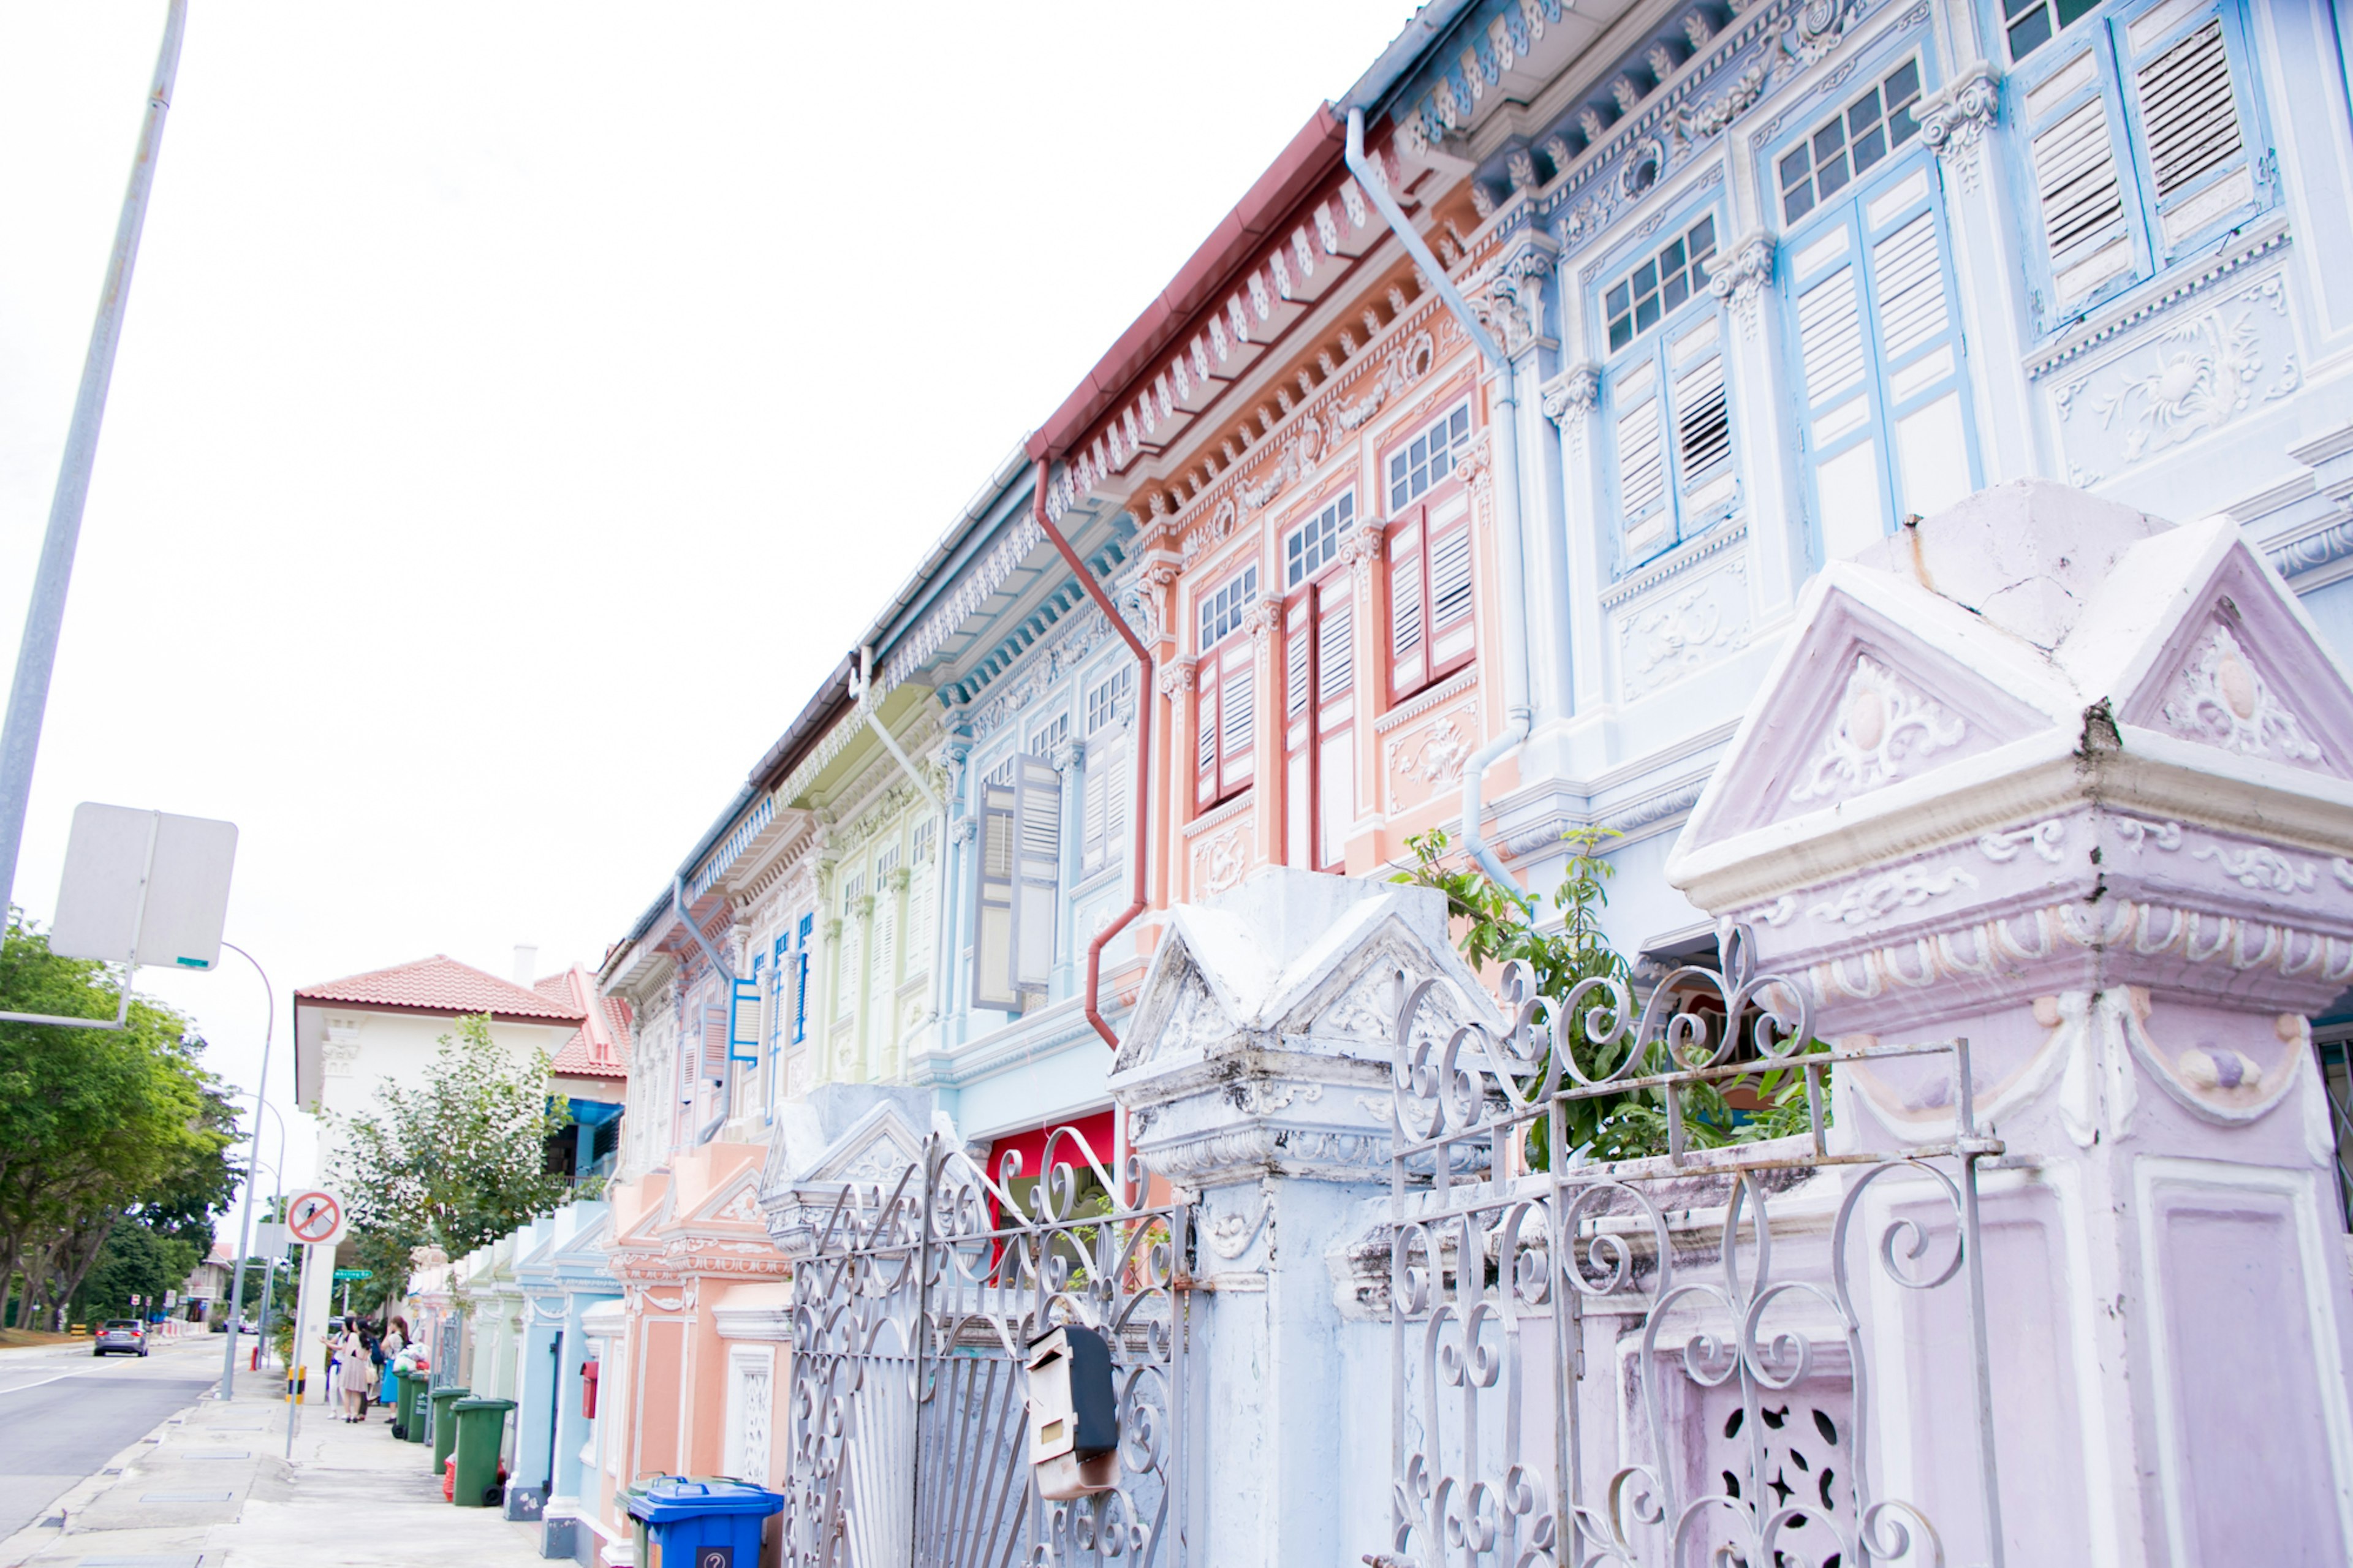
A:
[1021,456,1152,1051]
[1344,106,1534,909]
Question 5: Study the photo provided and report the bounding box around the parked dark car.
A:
[93,1319,147,1357]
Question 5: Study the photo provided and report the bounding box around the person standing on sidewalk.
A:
[334,1326,368,1423]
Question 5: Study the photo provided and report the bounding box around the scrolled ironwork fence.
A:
[1382,926,2007,1568]
[782,1125,1192,1568]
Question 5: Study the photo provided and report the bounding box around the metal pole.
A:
[0,0,188,907]
[218,941,276,1401]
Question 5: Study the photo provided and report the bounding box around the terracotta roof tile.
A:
[294,954,588,1023]
[546,966,632,1080]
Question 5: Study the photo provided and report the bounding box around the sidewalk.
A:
[0,1380,547,1567]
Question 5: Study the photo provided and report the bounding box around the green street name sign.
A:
[332,1268,373,1281]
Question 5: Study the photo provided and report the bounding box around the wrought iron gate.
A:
[783,1125,1191,1568]
[1384,928,2006,1567]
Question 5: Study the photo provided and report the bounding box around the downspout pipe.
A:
[674,875,735,1144]
[848,647,954,1020]
[1344,107,1534,909]
[1028,462,1153,1050]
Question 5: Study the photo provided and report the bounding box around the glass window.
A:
[1028,713,1070,757]
[1604,216,1719,352]
[1387,401,1472,511]
[2004,0,2104,59]
[1284,491,1355,588]
[1197,563,1260,650]
[1778,60,1925,223]
[1085,665,1133,734]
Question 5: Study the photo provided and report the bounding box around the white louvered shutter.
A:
[1012,754,1063,990]
[1217,648,1255,799]
[1613,354,1669,561]
[2023,44,2133,317]
[1389,513,1425,695]
[1315,593,1356,869]
[701,1002,729,1081]
[1284,608,1313,867]
[971,775,1020,1009]
[1195,658,1219,808]
[1425,494,1475,679]
[1790,224,1881,562]
[2127,8,2257,257]
[1670,314,1733,525]
[1866,173,1972,526]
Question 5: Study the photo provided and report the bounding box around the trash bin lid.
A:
[624,1476,785,1522]
[450,1397,516,1414]
[428,1385,472,1400]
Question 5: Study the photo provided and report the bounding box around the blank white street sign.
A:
[252,1222,289,1254]
[50,803,237,971]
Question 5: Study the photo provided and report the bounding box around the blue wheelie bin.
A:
[624,1476,783,1568]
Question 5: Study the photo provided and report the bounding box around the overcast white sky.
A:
[0,1,1416,1205]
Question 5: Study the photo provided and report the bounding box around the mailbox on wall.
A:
[1025,1324,1120,1500]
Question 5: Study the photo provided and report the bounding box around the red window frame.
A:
[1281,493,1358,873]
[1195,562,1259,813]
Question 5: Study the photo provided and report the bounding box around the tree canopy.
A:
[0,915,238,1332]
[328,1013,574,1314]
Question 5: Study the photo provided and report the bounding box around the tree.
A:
[0,916,238,1332]
[328,1013,573,1314]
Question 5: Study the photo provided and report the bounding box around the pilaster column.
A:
[1539,362,1605,712]
[1917,62,2037,484]
[1705,229,1804,617]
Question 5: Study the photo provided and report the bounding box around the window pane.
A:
[1449,406,1469,442]
[1784,183,1816,224]
[1610,316,1634,351]
[1814,123,1846,164]
[1661,238,1687,275]
[1606,282,1629,316]
[1884,59,1920,107]
[2009,8,2054,57]
[1779,147,1811,191]
[1634,260,1659,298]
[1853,124,1888,172]
[1663,272,1689,312]
[1819,150,1852,197]
[1635,293,1660,333]
[2056,0,2099,22]
[1691,213,1717,257]
[1848,91,1882,139]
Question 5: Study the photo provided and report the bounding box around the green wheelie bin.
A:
[450,1396,515,1509]
[428,1385,471,1472]
[401,1375,432,1442]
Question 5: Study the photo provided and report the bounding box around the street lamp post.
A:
[218,941,275,1402]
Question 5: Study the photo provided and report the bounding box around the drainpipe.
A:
[673,876,735,1144]
[1029,462,1154,1050]
[1345,107,1534,907]
[847,646,955,1023]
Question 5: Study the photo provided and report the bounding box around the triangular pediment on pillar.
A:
[756,1085,934,1259]
[1110,868,1501,1189]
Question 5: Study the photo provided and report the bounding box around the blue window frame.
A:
[1780,132,1977,560]
[793,913,813,1045]
[2007,0,2271,332]
[1598,203,1737,570]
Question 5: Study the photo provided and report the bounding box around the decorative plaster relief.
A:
[1977,819,2065,864]
[2159,625,2327,767]
[1806,863,1980,928]
[2191,842,2316,894]
[1384,696,1481,814]
[1194,824,1250,898]
[2112,816,2184,852]
[1789,656,1966,805]
[1916,61,2000,196]
[1614,559,1750,702]
[2052,272,2300,486]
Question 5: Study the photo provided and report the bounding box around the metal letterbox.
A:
[1025,1324,1120,1500]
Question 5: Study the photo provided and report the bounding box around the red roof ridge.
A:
[294,953,588,1023]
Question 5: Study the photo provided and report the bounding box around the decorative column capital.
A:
[1539,362,1602,425]
[1705,231,1775,337]
[1918,61,2002,195]
[948,815,977,845]
[1157,656,1197,702]
[1338,521,1387,585]
[1050,739,1086,775]
[1243,600,1283,647]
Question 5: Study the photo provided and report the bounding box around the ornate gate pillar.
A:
[1108,868,1501,1568]
[1668,480,2353,1566]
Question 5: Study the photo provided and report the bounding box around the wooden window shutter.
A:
[1195,661,1219,808]
[1389,511,1426,696]
[2128,10,2257,257]
[1314,592,1356,869]
[1217,647,1256,800]
[1425,494,1476,679]
[728,975,761,1064]
[1013,754,1063,991]
[971,772,1020,1009]
[701,1002,729,1080]
[2022,43,2132,317]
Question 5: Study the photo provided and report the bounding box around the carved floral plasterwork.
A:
[2055,276,2300,484]
[2191,842,2316,894]
[1384,697,1480,811]
[1788,656,1966,804]
[1615,560,1749,701]
[2159,625,2327,767]
[1917,62,2001,195]
[1195,825,1249,896]
[1806,863,1980,927]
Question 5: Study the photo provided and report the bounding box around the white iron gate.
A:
[1383,928,2006,1567]
[783,1125,1192,1568]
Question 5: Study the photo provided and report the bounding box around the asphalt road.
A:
[0,1335,225,1539]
